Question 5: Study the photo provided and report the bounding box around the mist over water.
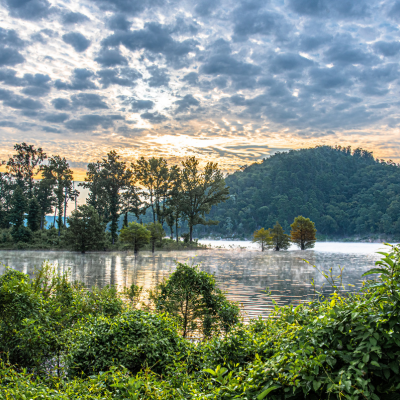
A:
[0,242,386,319]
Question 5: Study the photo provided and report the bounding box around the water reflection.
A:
[0,245,382,319]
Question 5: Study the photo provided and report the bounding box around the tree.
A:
[35,178,55,229]
[132,157,169,223]
[6,142,46,198]
[290,216,317,250]
[147,222,165,253]
[66,205,106,253]
[121,177,145,228]
[180,157,230,242]
[41,156,75,236]
[119,222,151,254]
[27,198,41,232]
[154,262,240,338]
[270,221,291,251]
[252,228,272,251]
[9,186,27,231]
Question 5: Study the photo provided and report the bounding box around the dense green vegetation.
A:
[202,146,400,239]
[1,245,400,399]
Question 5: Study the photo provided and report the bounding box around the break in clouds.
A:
[1,0,400,168]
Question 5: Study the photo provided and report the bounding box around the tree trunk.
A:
[169,226,173,239]
[189,225,193,243]
[124,212,128,227]
[175,218,179,243]
[152,239,155,253]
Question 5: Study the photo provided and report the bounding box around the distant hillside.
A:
[200,146,400,238]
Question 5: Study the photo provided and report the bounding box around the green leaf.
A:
[313,380,321,391]
[203,369,217,376]
[362,268,389,277]
[257,386,279,400]
[371,361,380,368]
[362,354,369,363]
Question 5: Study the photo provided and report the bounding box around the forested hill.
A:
[202,146,400,238]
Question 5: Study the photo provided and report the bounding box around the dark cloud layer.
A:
[62,32,91,52]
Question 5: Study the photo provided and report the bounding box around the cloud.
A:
[42,126,63,133]
[324,39,378,66]
[101,22,198,67]
[140,111,168,123]
[129,99,154,112]
[65,114,124,131]
[95,49,128,67]
[2,0,53,20]
[147,65,170,87]
[269,53,314,73]
[200,54,261,76]
[0,69,51,96]
[52,98,71,110]
[174,94,199,113]
[0,28,25,67]
[288,0,370,19]
[55,68,97,90]
[62,32,91,52]
[194,0,220,16]
[43,113,69,123]
[373,41,400,57]
[88,0,162,15]
[71,93,108,109]
[97,68,142,88]
[106,14,131,31]
[61,11,90,25]
[0,89,43,110]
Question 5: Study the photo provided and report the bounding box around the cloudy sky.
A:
[1,0,400,177]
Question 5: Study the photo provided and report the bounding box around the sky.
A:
[1,0,400,179]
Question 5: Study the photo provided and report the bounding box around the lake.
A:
[0,241,388,319]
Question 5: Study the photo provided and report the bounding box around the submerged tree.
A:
[119,222,151,254]
[271,221,291,251]
[252,227,272,251]
[66,205,106,253]
[290,216,317,250]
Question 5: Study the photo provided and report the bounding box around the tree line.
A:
[0,143,229,250]
[253,216,317,251]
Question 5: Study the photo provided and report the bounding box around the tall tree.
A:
[0,172,13,228]
[66,205,106,253]
[27,198,41,232]
[270,221,291,251]
[180,157,229,242]
[121,177,145,228]
[132,157,169,223]
[9,186,27,231]
[35,178,55,229]
[252,228,272,251]
[290,216,317,250]
[6,142,46,198]
[165,165,183,242]
[41,156,75,236]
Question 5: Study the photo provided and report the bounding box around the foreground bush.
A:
[68,310,189,377]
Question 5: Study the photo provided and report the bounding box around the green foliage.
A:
[252,227,272,251]
[27,197,41,232]
[65,205,106,253]
[4,247,400,399]
[203,146,400,238]
[67,310,188,377]
[147,221,165,252]
[9,186,27,230]
[119,221,151,253]
[154,262,240,338]
[290,215,317,250]
[270,221,290,250]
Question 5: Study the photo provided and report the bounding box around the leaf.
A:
[362,268,389,277]
[371,361,380,368]
[313,380,321,391]
[257,386,279,400]
[362,354,369,363]
[203,369,217,376]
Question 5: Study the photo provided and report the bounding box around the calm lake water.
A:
[0,241,389,319]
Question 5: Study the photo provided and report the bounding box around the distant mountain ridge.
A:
[201,146,400,238]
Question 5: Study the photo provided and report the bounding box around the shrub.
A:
[68,310,188,377]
